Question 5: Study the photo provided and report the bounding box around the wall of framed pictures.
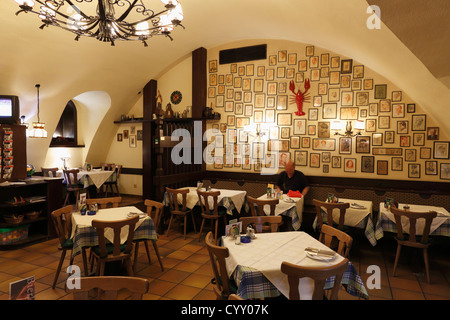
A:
[205,40,450,181]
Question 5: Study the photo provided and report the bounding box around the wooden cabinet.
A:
[0,177,63,249]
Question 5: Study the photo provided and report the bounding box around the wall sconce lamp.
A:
[331,120,364,137]
[243,122,275,140]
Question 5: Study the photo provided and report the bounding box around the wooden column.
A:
[192,47,207,118]
[143,79,157,200]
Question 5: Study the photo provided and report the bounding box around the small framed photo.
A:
[353,65,364,78]
[242,157,251,170]
[317,122,330,138]
[425,161,438,175]
[209,60,218,73]
[397,121,408,134]
[269,55,277,66]
[363,79,373,90]
[341,59,353,74]
[277,113,292,126]
[280,127,290,139]
[137,130,143,141]
[351,80,361,91]
[379,99,391,112]
[328,88,340,102]
[420,147,432,159]
[278,152,291,168]
[344,158,357,172]
[361,156,374,173]
[301,137,310,149]
[374,84,387,99]
[408,164,421,179]
[312,139,336,151]
[412,114,426,131]
[372,133,383,146]
[405,149,416,162]
[322,103,337,119]
[378,116,390,129]
[310,153,320,168]
[298,60,308,71]
[392,103,405,118]
[288,53,297,65]
[341,91,353,106]
[427,127,439,140]
[360,109,368,118]
[339,137,352,154]
[332,156,341,168]
[400,136,410,147]
[392,157,403,171]
[308,108,319,121]
[356,136,371,153]
[407,103,416,113]
[294,150,308,166]
[377,160,389,175]
[278,50,287,62]
[434,141,449,159]
[277,94,288,110]
[117,133,123,142]
[252,142,265,160]
[356,92,369,106]
[129,135,137,148]
[306,46,314,56]
[290,136,300,149]
[293,119,307,135]
[331,56,340,68]
[392,91,402,102]
[413,133,425,146]
[366,119,376,132]
[310,56,319,68]
[385,131,395,144]
[440,163,450,180]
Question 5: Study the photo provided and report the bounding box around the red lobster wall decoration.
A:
[289,79,310,116]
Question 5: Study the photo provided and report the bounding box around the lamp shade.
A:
[354,120,365,130]
[330,121,342,131]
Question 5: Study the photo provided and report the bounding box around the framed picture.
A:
[295,151,308,166]
[277,113,292,126]
[309,108,319,120]
[137,130,143,141]
[328,88,340,102]
[317,122,330,138]
[312,139,336,151]
[264,153,276,169]
[353,65,364,78]
[293,119,307,135]
[318,83,328,95]
[427,127,439,140]
[278,152,291,168]
[351,80,361,91]
[311,69,320,81]
[341,91,353,106]
[340,107,358,120]
[278,50,287,62]
[225,101,234,112]
[310,153,320,168]
[254,110,263,123]
[407,103,416,113]
[434,141,450,159]
[372,133,383,146]
[364,79,373,90]
[341,75,351,88]
[405,149,416,162]
[420,147,431,159]
[280,127,290,139]
[290,136,300,149]
[356,92,369,106]
[374,84,387,99]
[129,135,136,148]
[412,114,426,131]
[356,136,370,153]
[372,148,402,156]
[408,164,421,178]
[301,137,310,149]
[265,109,275,123]
[310,56,319,68]
[400,136,410,147]
[413,133,425,146]
[384,131,395,144]
[308,125,316,136]
[377,160,388,175]
[392,91,402,102]
[323,164,329,173]
[440,163,450,180]
[329,71,340,85]
[123,130,129,139]
[332,156,341,168]
[331,56,340,68]
[339,137,352,154]
[209,60,217,73]
[344,158,356,172]
[254,79,264,92]
[392,157,403,171]
[277,66,286,78]
[306,46,314,56]
[276,95,288,110]
[378,116,390,129]
[322,103,337,119]
[252,142,265,160]
[379,99,391,112]
[288,53,297,65]
[322,152,331,163]
[392,103,405,118]
[117,133,123,142]
[361,156,374,173]
[341,59,353,74]
[369,103,378,116]
[298,60,307,71]
[397,121,408,134]
[366,119,376,132]
[255,94,265,108]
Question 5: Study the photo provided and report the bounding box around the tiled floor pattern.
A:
[0,201,449,300]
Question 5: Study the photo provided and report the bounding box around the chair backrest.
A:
[319,224,353,258]
[197,190,220,216]
[92,215,139,258]
[165,187,189,212]
[42,167,59,177]
[247,196,279,216]
[51,205,74,246]
[86,197,122,209]
[281,258,349,300]
[390,206,437,245]
[100,163,114,171]
[205,231,231,299]
[313,199,350,230]
[239,216,282,233]
[63,169,79,187]
[144,199,164,232]
[111,164,122,181]
[69,276,149,300]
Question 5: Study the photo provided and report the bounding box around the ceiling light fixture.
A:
[28,84,48,138]
[14,0,184,47]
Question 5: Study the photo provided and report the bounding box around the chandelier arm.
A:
[65,0,92,20]
[126,9,168,26]
[116,0,139,22]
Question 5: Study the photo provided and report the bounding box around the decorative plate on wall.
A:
[170,90,182,104]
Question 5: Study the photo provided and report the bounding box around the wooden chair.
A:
[165,187,197,240]
[63,169,87,210]
[91,215,139,276]
[319,224,353,258]
[86,196,122,209]
[390,206,437,284]
[68,276,149,300]
[205,231,237,300]
[41,167,59,177]
[228,294,244,300]
[239,216,282,233]
[100,163,114,171]
[313,199,350,231]
[103,164,122,197]
[197,189,227,243]
[281,258,349,300]
[133,200,164,273]
[247,196,279,216]
[50,205,89,288]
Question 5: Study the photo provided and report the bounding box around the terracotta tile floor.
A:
[0,199,449,300]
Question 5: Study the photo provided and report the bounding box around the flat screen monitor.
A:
[0,95,20,124]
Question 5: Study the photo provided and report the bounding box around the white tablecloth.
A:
[71,206,146,244]
[257,194,304,228]
[322,198,373,227]
[172,187,247,214]
[379,203,450,235]
[223,231,345,300]
[77,170,114,189]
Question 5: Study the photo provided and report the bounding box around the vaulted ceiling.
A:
[0,0,448,166]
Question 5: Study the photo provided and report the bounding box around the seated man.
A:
[275,160,309,196]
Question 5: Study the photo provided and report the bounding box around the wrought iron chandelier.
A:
[14,0,184,46]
